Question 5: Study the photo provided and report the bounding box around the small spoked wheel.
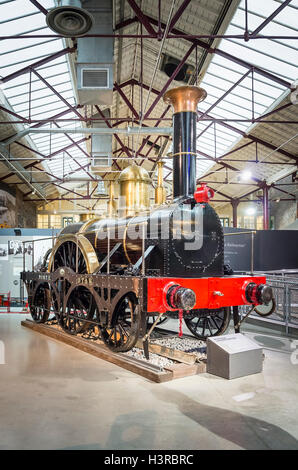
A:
[30,283,51,323]
[184,307,230,340]
[147,314,168,329]
[60,286,95,335]
[254,298,276,317]
[100,294,141,353]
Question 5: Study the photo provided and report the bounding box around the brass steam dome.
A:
[119,164,151,216]
[119,164,151,183]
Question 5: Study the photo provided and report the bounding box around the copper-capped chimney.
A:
[163,86,207,198]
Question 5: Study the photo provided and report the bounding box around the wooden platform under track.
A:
[21,320,206,383]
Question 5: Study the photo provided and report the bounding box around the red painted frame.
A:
[146,275,266,313]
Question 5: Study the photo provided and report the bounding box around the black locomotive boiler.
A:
[22,85,275,353]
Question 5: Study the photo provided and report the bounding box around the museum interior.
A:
[0,0,297,452]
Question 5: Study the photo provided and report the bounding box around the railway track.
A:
[21,318,207,382]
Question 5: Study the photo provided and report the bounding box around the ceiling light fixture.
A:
[240,170,252,181]
[246,207,256,215]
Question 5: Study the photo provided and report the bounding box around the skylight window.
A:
[0,0,90,192]
[195,0,296,178]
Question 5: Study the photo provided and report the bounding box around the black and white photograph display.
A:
[0,188,16,227]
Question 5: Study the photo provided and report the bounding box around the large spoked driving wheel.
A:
[100,295,141,353]
[30,283,51,323]
[60,286,95,335]
[50,240,87,273]
[184,307,230,340]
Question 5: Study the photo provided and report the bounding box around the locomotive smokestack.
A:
[164,86,207,198]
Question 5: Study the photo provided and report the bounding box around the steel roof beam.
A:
[249,0,293,38]
[144,43,196,120]
[5,136,89,160]
[0,161,39,182]
[1,32,296,40]
[199,68,252,120]
[3,117,289,124]
[112,146,147,158]
[126,0,157,36]
[113,82,139,120]
[144,42,197,119]
[196,147,263,184]
[14,142,47,158]
[114,16,138,31]
[168,0,192,33]
[46,137,89,159]
[126,78,293,126]
[52,122,96,181]
[0,47,76,84]
[271,184,296,199]
[95,105,130,166]
[29,0,48,15]
[14,178,106,184]
[137,106,170,162]
[31,69,83,121]
[128,81,298,170]
[31,163,64,182]
[51,183,87,199]
[207,186,233,200]
[0,143,47,199]
[140,15,292,89]
[253,102,293,123]
[24,197,107,202]
[7,127,172,140]
[197,109,298,164]
[0,104,28,122]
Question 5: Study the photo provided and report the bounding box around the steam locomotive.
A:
[22,85,275,353]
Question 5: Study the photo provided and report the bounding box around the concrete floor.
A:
[0,313,298,450]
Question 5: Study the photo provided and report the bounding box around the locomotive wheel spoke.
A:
[206,318,212,335]
[185,308,231,340]
[210,316,219,330]
[119,323,129,343]
[62,245,67,266]
[100,295,141,353]
[50,241,89,331]
[60,286,95,335]
[68,242,74,268]
[52,241,87,275]
[202,318,206,337]
[146,313,168,329]
[30,283,51,324]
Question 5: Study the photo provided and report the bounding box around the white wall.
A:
[0,235,52,298]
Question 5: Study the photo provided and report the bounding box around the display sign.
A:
[224,228,298,272]
[207,333,263,379]
[211,334,262,354]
